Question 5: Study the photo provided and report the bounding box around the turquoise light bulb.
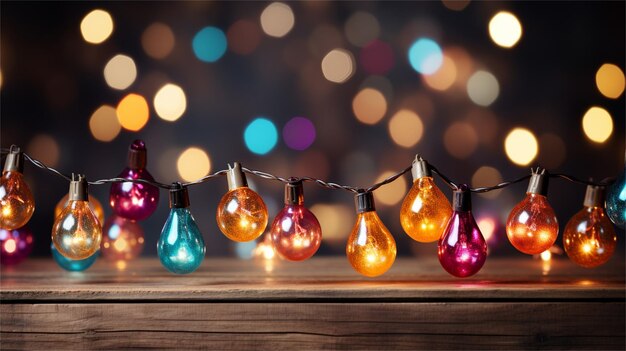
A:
[51,244,98,272]
[157,184,205,274]
[606,168,625,226]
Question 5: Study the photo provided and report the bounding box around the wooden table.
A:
[1,256,624,350]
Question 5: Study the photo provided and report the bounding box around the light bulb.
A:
[564,185,617,268]
[0,146,35,230]
[55,193,105,225]
[270,180,322,261]
[157,184,205,274]
[216,162,268,242]
[606,167,625,226]
[51,174,102,260]
[400,156,452,243]
[51,244,98,272]
[0,225,34,265]
[438,185,487,278]
[109,140,160,221]
[101,215,145,261]
[346,192,396,277]
[506,169,558,255]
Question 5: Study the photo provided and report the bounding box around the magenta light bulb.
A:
[109,140,160,221]
[270,180,322,261]
[0,225,34,265]
[438,184,487,278]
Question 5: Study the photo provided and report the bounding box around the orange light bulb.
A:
[346,192,396,277]
[564,185,617,268]
[51,175,102,260]
[506,170,558,255]
[0,147,35,230]
[55,193,105,225]
[400,156,452,242]
[216,163,268,242]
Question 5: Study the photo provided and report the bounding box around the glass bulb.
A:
[346,192,396,277]
[0,226,34,265]
[400,176,452,243]
[606,168,625,226]
[157,185,205,274]
[101,215,145,261]
[564,186,617,268]
[52,200,102,260]
[438,185,487,278]
[0,170,35,230]
[51,244,98,272]
[270,181,322,261]
[55,193,105,225]
[109,140,160,221]
[506,193,558,255]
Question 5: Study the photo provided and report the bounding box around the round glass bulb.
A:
[270,204,322,261]
[0,170,35,230]
[52,200,102,260]
[346,211,397,277]
[158,207,205,274]
[400,176,452,243]
[216,187,268,242]
[564,206,617,268]
[438,209,487,278]
[55,193,105,225]
[506,193,559,255]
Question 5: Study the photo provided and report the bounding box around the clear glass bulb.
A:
[564,206,616,268]
[0,170,35,230]
[506,193,558,255]
[216,186,268,242]
[606,168,625,226]
[52,200,102,260]
[55,194,105,225]
[101,215,145,261]
[400,176,452,243]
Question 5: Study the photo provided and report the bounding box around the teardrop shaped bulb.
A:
[0,171,35,230]
[55,193,105,225]
[101,215,145,261]
[109,140,160,221]
[346,192,396,277]
[400,176,452,243]
[438,186,487,278]
[270,181,322,261]
[506,193,558,254]
[606,168,625,226]
[51,244,98,272]
[158,185,205,274]
[0,226,34,265]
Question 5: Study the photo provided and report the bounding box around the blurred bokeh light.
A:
[116,94,149,132]
[353,88,387,125]
[104,54,137,90]
[467,70,499,106]
[595,63,625,99]
[89,105,121,142]
[260,2,295,38]
[488,11,523,48]
[142,23,175,59]
[192,27,227,62]
[388,109,424,148]
[154,83,187,122]
[373,171,408,206]
[27,134,60,168]
[321,49,355,83]
[582,106,613,143]
[80,9,113,44]
[177,147,211,182]
[504,128,538,166]
[408,38,443,75]
[244,118,278,155]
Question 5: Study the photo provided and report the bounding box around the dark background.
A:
[1,1,624,260]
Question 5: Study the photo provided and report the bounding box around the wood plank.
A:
[1,257,624,301]
[2,302,624,350]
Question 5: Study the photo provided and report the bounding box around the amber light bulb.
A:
[506,169,558,255]
[52,174,102,260]
[54,193,105,225]
[564,185,617,268]
[346,192,396,277]
[216,163,268,242]
[400,155,452,243]
[0,146,35,230]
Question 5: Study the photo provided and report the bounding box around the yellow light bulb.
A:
[54,193,105,225]
[0,148,35,230]
[563,185,616,268]
[51,175,102,260]
[216,163,268,242]
[346,192,396,277]
[400,176,452,243]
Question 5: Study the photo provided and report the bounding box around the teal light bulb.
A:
[606,168,626,226]
[157,184,205,274]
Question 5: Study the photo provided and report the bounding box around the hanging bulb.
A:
[346,191,396,277]
[605,166,625,226]
[55,193,105,225]
[0,225,34,266]
[564,185,617,268]
[101,215,145,261]
[400,155,452,243]
[51,244,98,272]
[270,180,322,261]
[157,183,205,274]
[216,162,268,242]
[0,146,35,230]
[438,185,487,278]
[109,140,160,221]
[506,168,559,255]
[51,174,102,260]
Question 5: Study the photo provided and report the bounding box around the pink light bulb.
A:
[270,181,322,261]
[438,185,487,278]
[109,140,160,221]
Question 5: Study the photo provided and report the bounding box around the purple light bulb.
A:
[109,140,160,221]
[0,225,34,266]
[438,185,487,278]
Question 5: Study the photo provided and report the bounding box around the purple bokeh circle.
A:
[282,117,316,151]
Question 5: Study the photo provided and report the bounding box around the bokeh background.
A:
[1,1,624,261]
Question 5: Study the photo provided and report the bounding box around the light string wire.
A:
[0,146,616,196]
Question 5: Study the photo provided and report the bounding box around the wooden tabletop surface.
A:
[2,256,624,301]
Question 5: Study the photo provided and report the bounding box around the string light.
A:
[157,183,205,274]
[55,194,105,225]
[606,165,625,226]
[506,169,559,255]
[51,174,102,260]
[0,147,35,230]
